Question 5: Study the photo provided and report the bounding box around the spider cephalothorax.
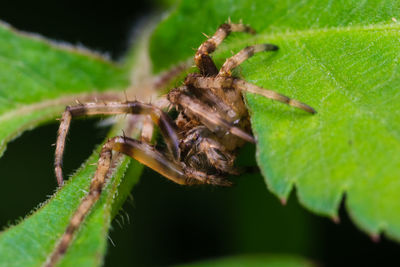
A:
[47,22,316,266]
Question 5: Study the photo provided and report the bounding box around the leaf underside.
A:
[150,0,400,240]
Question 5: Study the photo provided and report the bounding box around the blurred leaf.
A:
[177,254,314,267]
[150,0,400,240]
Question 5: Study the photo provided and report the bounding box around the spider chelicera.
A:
[46,22,316,266]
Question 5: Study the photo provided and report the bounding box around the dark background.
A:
[0,0,398,266]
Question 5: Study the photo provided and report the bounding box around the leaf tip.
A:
[280,197,287,206]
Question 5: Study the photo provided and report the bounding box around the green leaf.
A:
[150,0,400,240]
[176,254,314,267]
[0,138,142,267]
[0,21,147,265]
[0,21,129,157]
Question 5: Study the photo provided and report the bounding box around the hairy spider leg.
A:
[108,137,188,184]
[104,137,231,186]
[47,134,231,266]
[55,101,180,186]
[185,76,316,114]
[46,142,113,267]
[168,86,255,143]
[218,44,279,77]
[140,116,155,143]
[195,22,255,76]
[94,137,232,187]
[185,80,240,120]
[233,79,317,114]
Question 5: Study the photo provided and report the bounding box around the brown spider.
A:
[47,22,315,266]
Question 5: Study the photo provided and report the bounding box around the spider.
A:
[46,22,316,266]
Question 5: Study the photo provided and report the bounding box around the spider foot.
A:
[184,168,233,187]
[206,176,233,187]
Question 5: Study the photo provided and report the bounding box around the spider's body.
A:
[47,22,316,267]
[168,76,252,184]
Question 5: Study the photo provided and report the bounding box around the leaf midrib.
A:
[0,90,124,123]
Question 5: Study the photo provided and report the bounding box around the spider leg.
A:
[218,44,278,77]
[234,79,317,114]
[195,22,255,76]
[45,140,114,267]
[55,101,180,186]
[47,135,198,267]
[168,87,255,143]
[184,168,232,186]
[107,136,189,184]
[105,136,231,186]
[181,75,240,120]
[185,76,316,114]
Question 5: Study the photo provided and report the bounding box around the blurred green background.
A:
[0,0,398,266]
